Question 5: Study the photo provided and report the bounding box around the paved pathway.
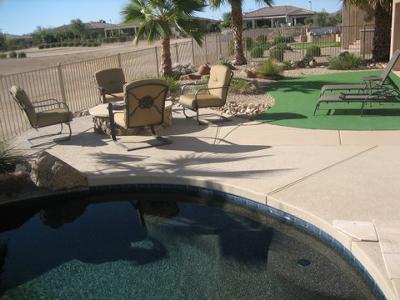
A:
[14,108,400,299]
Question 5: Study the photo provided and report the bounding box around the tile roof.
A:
[243,5,314,19]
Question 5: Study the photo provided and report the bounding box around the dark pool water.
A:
[0,190,377,299]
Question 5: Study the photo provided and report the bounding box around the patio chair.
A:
[179,65,234,125]
[9,86,73,146]
[320,50,400,96]
[108,79,171,151]
[314,92,398,116]
[95,68,126,104]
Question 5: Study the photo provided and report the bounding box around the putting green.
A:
[256,70,400,130]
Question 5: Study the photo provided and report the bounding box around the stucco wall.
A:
[391,0,400,72]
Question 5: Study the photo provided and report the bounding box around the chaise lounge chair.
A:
[319,50,400,96]
[95,68,126,103]
[107,79,172,151]
[9,86,73,147]
[179,65,234,125]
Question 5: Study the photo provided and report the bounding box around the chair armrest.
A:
[32,98,70,110]
[362,76,382,82]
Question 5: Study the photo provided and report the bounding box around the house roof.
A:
[86,22,118,30]
[243,5,314,19]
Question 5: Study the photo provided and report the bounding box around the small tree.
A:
[220,12,232,29]
[209,0,274,65]
[122,0,205,76]
[343,0,392,62]
[70,19,87,39]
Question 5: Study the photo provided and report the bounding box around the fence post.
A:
[175,43,179,63]
[117,53,122,68]
[362,25,366,59]
[154,47,160,78]
[57,64,67,103]
[218,34,222,58]
[191,38,195,65]
[215,34,219,61]
[204,35,208,63]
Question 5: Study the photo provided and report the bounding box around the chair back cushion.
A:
[95,68,125,94]
[380,49,400,86]
[207,65,232,102]
[124,79,169,128]
[9,86,37,127]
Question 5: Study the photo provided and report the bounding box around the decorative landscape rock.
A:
[240,68,257,78]
[179,73,202,81]
[198,64,211,76]
[31,152,88,191]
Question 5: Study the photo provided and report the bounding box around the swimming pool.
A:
[0,186,381,299]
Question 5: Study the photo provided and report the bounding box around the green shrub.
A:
[250,45,265,58]
[269,47,284,62]
[38,44,45,49]
[50,44,56,48]
[61,42,68,47]
[255,35,267,43]
[257,59,284,79]
[9,51,17,58]
[55,43,61,47]
[93,42,100,47]
[73,41,81,46]
[163,76,180,95]
[0,142,25,173]
[67,42,74,47]
[17,52,27,58]
[273,35,294,45]
[274,43,291,50]
[229,78,260,94]
[219,58,235,70]
[246,37,254,50]
[44,44,51,48]
[328,53,365,70]
[306,45,321,57]
[0,53,7,59]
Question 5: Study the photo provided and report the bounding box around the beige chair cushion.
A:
[208,65,231,100]
[113,112,126,128]
[95,68,125,94]
[104,92,124,103]
[36,108,73,128]
[9,86,37,127]
[179,94,224,108]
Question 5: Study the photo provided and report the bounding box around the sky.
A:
[0,0,343,35]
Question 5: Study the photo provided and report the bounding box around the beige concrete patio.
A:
[13,107,400,299]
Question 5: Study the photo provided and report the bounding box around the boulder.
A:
[240,69,257,78]
[198,64,211,76]
[309,59,317,68]
[31,152,88,191]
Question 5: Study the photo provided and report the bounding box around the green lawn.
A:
[256,70,400,130]
[290,41,341,50]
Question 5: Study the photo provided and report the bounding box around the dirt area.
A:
[0,38,191,75]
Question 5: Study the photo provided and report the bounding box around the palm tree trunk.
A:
[161,37,173,76]
[231,3,247,65]
[372,2,392,62]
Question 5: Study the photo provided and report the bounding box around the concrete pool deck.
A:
[13,108,400,299]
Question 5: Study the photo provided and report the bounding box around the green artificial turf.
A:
[256,70,400,130]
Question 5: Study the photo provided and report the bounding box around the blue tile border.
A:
[90,183,386,300]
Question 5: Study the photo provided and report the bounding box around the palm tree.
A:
[209,0,274,65]
[122,0,205,76]
[344,0,392,61]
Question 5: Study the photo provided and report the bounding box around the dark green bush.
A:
[273,35,294,45]
[0,142,25,173]
[61,42,68,47]
[73,41,81,46]
[328,53,365,70]
[274,43,291,50]
[250,45,265,58]
[44,44,51,48]
[38,44,45,49]
[256,35,267,43]
[246,37,254,50]
[9,51,17,58]
[54,43,61,47]
[269,47,284,62]
[257,59,284,79]
[0,53,7,59]
[306,45,321,57]
[163,76,180,95]
[50,44,56,48]
[118,36,128,42]
[17,52,26,58]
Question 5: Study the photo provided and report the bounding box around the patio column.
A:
[252,19,256,29]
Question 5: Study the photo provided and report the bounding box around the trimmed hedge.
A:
[306,45,321,57]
